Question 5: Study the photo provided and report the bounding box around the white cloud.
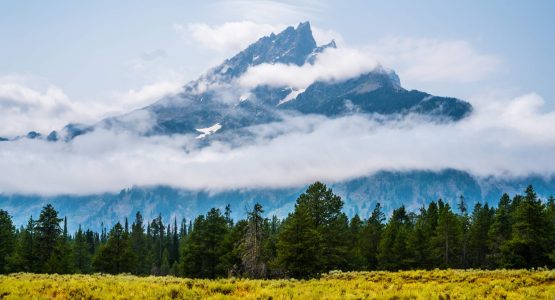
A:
[0,80,98,136]
[114,81,183,111]
[175,19,341,55]
[0,76,182,137]
[238,47,379,89]
[174,21,286,53]
[366,37,500,83]
[0,92,554,195]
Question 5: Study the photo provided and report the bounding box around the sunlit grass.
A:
[0,269,553,299]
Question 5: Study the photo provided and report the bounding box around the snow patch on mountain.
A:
[278,88,306,106]
[196,123,222,139]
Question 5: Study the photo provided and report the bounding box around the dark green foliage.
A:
[0,210,15,273]
[275,182,350,277]
[180,208,229,278]
[2,183,554,278]
[433,200,461,268]
[378,206,412,270]
[73,225,92,273]
[93,222,136,274]
[276,204,322,278]
[360,203,385,270]
[504,186,550,268]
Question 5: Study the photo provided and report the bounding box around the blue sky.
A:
[1,1,554,116]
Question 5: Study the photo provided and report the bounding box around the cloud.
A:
[113,81,183,111]
[237,36,497,89]
[0,92,554,195]
[238,47,379,89]
[366,37,500,83]
[175,19,341,55]
[0,76,182,137]
[0,79,97,136]
[175,21,286,53]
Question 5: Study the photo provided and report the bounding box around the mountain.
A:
[90,22,471,139]
[2,169,554,231]
[2,22,550,231]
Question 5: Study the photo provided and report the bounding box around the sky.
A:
[0,1,554,195]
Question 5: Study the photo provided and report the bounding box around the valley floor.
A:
[0,270,554,299]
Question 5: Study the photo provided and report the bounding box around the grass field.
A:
[0,269,554,299]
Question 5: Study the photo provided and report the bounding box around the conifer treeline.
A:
[0,182,553,278]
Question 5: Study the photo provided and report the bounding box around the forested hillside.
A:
[0,183,553,279]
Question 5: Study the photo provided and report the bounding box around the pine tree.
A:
[131,211,147,275]
[93,222,136,274]
[180,208,229,278]
[241,203,267,278]
[546,195,555,266]
[467,203,493,268]
[171,217,179,266]
[458,196,470,268]
[9,217,37,272]
[433,200,461,268]
[488,193,512,267]
[51,216,74,274]
[360,203,385,270]
[219,219,248,277]
[348,214,365,270]
[407,202,438,269]
[377,206,412,270]
[35,204,62,273]
[0,210,15,273]
[73,225,92,273]
[505,185,550,267]
[276,204,322,278]
[160,249,170,276]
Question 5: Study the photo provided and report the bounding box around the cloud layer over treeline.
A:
[0,92,554,196]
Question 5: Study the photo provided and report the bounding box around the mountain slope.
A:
[98,22,472,138]
[2,170,554,231]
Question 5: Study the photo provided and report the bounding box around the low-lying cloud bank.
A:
[0,76,182,137]
[0,92,554,196]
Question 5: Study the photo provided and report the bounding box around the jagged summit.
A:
[26,22,472,140]
[207,21,319,80]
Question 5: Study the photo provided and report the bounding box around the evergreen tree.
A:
[377,206,412,270]
[348,214,365,270]
[35,204,62,273]
[458,196,470,268]
[488,193,512,267]
[93,222,136,274]
[433,200,461,268]
[546,195,555,266]
[219,220,248,277]
[407,202,438,269]
[275,182,349,277]
[241,203,267,278]
[180,208,229,278]
[160,249,170,276]
[8,217,36,272]
[360,203,385,270]
[149,214,165,275]
[73,225,92,273]
[276,204,322,278]
[467,203,493,268]
[262,215,281,276]
[0,210,15,273]
[505,185,550,267]
[51,216,74,274]
[171,217,179,266]
[131,211,148,275]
